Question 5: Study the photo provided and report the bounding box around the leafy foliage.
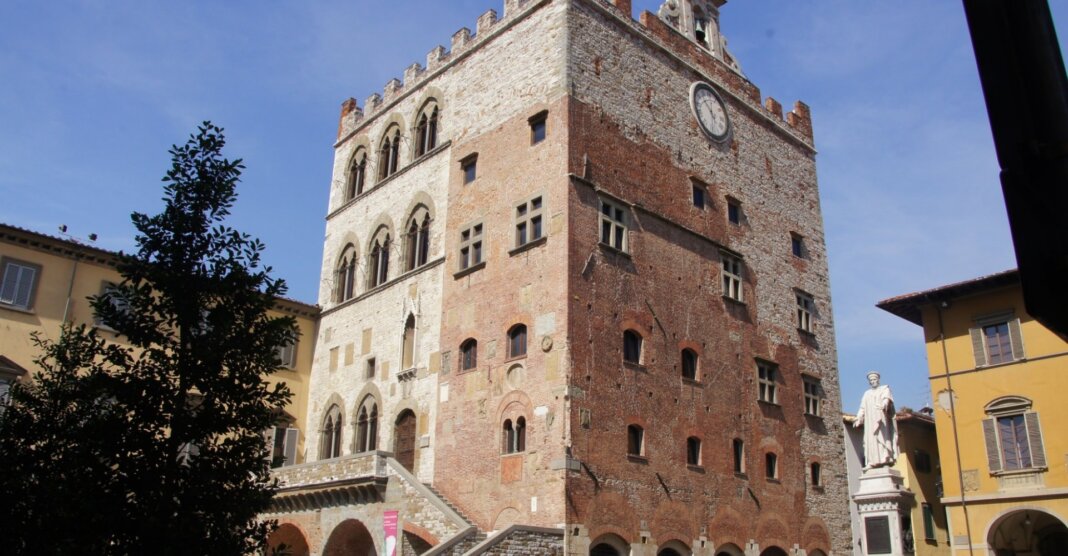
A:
[0,123,295,555]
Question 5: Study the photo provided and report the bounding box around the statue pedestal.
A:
[851,467,915,555]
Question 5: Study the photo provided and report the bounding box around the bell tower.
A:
[657,0,741,72]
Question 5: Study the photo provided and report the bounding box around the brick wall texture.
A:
[284,0,851,554]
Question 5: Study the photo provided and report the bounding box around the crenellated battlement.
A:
[335,0,813,145]
[336,0,538,141]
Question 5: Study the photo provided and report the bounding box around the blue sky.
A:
[1,1,1065,410]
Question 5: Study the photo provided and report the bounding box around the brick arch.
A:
[323,518,377,556]
[618,317,651,336]
[801,517,831,555]
[401,191,438,225]
[492,506,523,531]
[496,390,533,422]
[584,492,638,538]
[588,528,632,554]
[267,522,311,556]
[753,513,790,554]
[402,521,439,547]
[676,339,704,357]
[707,506,746,550]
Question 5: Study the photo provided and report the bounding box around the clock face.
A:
[690,82,730,142]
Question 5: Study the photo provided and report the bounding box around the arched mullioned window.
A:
[378,126,401,181]
[368,227,391,289]
[346,149,367,201]
[320,404,343,460]
[335,244,358,303]
[404,206,431,272]
[414,101,439,158]
[355,396,378,453]
[502,416,527,454]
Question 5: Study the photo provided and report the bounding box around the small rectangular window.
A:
[811,462,822,486]
[722,253,743,302]
[366,357,376,379]
[0,258,41,311]
[732,438,745,474]
[529,111,547,145]
[627,424,644,456]
[803,377,821,416]
[459,222,484,271]
[757,362,778,404]
[461,154,478,184]
[727,198,741,224]
[599,199,628,252]
[765,452,778,479]
[796,291,814,332]
[687,437,702,466]
[914,449,932,473]
[692,183,706,209]
[791,234,804,257]
[515,195,544,248]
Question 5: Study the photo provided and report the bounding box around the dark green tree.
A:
[0,122,295,555]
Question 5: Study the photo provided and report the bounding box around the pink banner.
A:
[383,510,398,556]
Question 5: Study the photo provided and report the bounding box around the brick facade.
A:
[279,1,849,554]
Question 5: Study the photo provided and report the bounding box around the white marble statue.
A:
[853,371,898,469]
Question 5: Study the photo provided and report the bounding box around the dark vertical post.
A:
[962,0,1068,339]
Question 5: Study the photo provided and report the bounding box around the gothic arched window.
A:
[378,126,401,181]
[334,244,358,303]
[320,404,343,460]
[368,227,391,289]
[355,396,379,453]
[415,102,439,158]
[404,206,432,272]
[346,149,367,200]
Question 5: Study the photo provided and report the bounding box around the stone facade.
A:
[274,1,849,554]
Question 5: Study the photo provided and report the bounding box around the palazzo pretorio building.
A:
[262,1,851,554]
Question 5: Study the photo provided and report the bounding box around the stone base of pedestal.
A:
[851,467,916,555]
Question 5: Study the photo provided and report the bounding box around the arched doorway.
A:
[266,523,310,556]
[394,409,417,472]
[658,539,690,555]
[323,519,377,556]
[988,509,1068,555]
[714,543,744,556]
[590,533,629,555]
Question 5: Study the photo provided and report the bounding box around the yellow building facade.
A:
[0,222,318,467]
[879,270,1068,555]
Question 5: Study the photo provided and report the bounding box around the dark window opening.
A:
[623,330,642,364]
[681,349,698,381]
[508,324,527,359]
[687,437,701,466]
[627,424,644,456]
[460,339,478,371]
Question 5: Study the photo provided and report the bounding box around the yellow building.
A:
[0,222,318,467]
[879,269,1068,555]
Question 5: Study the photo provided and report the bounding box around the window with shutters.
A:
[969,312,1024,367]
[922,503,936,541]
[982,396,1046,474]
[268,425,300,468]
[275,338,297,369]
[0,257,41,311]
[94,281,130,331]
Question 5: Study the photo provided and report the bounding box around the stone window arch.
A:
[355,395,379,453]
[320,404,343,460]
[401,314,416,370]
[378,125,401,181]
[346,148,368,201]
[414,100,440,158]
[404,205,432,272]
[334,243,358,303]
[368,226,391,289]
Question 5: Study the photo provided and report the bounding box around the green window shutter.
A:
[922,504,936,540]
[982,418,1002,473]
[1008,318,1025,360]
[970,327,987,367]
[284,428,299,467]
[1025,412,1046,468]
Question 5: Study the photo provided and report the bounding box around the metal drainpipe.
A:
[935,301,975,556]
[62,252,81,323]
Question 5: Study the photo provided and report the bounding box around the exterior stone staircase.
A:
[419,483,486,555]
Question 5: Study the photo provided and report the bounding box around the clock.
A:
[690,82,731,142]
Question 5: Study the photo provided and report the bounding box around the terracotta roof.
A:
[876,269,1020,325]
